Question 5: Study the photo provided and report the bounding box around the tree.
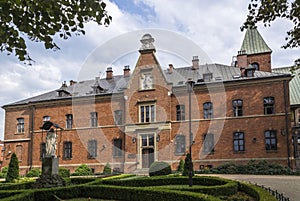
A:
[182,153,194,176]
[242,0,300,71]
[0,1,112,63]
[5,153,20,182]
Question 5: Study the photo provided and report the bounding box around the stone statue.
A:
[45,128,56,157]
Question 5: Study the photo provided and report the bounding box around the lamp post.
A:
[186,78,195,187]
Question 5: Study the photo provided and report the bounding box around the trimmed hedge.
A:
[102,176,227,187]
[149,161,172,176]
[0,175,279,201]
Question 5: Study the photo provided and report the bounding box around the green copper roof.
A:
[240,29,272,55]
[272,67,300,106]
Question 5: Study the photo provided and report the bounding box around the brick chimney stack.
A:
[168,64,174,74]
[69,80,77,86]
[106,67,113,80]
[192,56,199,70]
[123,65,130,77]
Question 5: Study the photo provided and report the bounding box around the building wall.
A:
[2,50,292,174]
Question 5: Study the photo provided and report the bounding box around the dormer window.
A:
[91,77,107,94]
[203,66,213,82]
[57,81,71,97]
[245,65,256,77]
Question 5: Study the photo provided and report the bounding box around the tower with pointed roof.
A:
[236,28,272,72]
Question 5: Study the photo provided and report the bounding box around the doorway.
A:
[142,148,154,168]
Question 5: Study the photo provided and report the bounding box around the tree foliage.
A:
[242,0,300,69]
[5,153,19,182]
[0,0,112,63]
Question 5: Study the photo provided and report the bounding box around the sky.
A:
[0,0,299,140]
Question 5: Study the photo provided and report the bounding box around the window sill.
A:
[113,155,123,158]
[233,151,245,154]
[63,158,72,160]
[175,152,185,156]
[14,132,25,135]
[266,150,277,153]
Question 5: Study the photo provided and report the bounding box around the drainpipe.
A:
[28,104,35,170]
[283,80,291,168]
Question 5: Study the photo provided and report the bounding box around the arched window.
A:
[251,62,259,71]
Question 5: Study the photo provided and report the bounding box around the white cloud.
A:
[0,0,299,139]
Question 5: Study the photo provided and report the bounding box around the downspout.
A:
[283,80,291,168]
[28,105,35,170]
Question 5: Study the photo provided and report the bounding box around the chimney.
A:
[168,64,174,74]
[123,65,130,77]
[236,50,247,69]
[106,67,113,80]
[240,67,246,77]
[192,56,199,70]
[69,80,77,86]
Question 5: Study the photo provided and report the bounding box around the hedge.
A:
[0,175,278,201]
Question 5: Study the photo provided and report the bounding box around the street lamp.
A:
[186,78,195,187]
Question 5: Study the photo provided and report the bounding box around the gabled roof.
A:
[272,67,300,106]
[240,29,272,55]
[2,64,290,108]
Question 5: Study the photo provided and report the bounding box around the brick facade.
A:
[1,34,295,175]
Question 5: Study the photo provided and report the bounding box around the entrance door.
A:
[142,148,154,168]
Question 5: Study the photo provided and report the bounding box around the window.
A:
[113,139,122,157]
[140,104,155,123]
[40,143,46,159]
[90,112,98,127]
[43,116,50,122]
[233,132,245,152]
[176,105,185,121]
[17,118,24,133]
[232,99,243,117]
[63,141,72,159]
[203,134,214,153]
[203,102,213,119]
[264,97,275,114]
[251,62,259,71]
[88,140,97,159]
[175,135,185,155]
[265,130,277,151]
[16,145,22,161]
[66,114,73,129]
[114,110,123,125]
[141,135,154,147]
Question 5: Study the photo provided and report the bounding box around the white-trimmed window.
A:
[140,103,155,123]
[17,118,24,133]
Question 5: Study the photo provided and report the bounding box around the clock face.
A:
[142,74,153,89]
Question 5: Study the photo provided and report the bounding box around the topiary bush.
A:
[25,168,41,177]
[177,159,185,172]
[103,163,111,175]
[149,161,171,176]
[59,167,70,178]
[0,166,8,178]
[182,153,194,176]
[6,153,20,182]
[72,164,92,176]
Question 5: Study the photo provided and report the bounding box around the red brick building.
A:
[2,30,296,174]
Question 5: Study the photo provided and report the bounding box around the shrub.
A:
[25,169,41,177]
[149,161,171,176]
[182,153,194,176]
[6,153,20,182]
[177,159,184,172]
[0,166,8,178]
[103,163,111,175]
[59,167,70,178]
[72,164,92,176]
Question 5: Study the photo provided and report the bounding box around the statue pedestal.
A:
[33,157,65,188]
[42,157,59,176]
